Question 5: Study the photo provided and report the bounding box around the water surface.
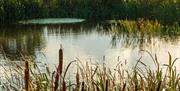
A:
[0,21,180,74]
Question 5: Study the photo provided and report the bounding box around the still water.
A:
[0,20,180,74]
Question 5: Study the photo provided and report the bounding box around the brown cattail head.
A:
[24,61,29,91]
[58,45,63,75]
[54,45,64,91]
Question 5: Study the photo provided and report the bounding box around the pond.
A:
[0,19,180,77]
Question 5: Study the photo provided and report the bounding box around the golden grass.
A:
[0,47,179,91]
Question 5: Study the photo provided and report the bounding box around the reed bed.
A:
[107,19,180,35]
[0,48,179,91]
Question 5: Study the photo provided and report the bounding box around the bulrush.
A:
[59,45,63,75]
[24,61,29,91]
[54,45,63,91]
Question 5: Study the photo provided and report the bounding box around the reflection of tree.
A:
[0,25,46,60]
[0,23,100,60]
[46,22,98,36]
[110,35,117,48]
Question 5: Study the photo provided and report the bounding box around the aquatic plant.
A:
[107,19,180,35]
[0,47,179,91]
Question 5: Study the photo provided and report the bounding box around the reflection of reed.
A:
[0,22,180,60]
[107,20,180,50]
[139,32,145,51]
[111,35,117,48]
[110,32,153,50]
[46,22,97,36]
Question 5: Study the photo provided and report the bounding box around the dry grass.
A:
[0,47,179,91]
[108,19,162,34]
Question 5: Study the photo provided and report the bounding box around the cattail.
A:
[54,46,64,91]
[62,80,66,91]
[81,81,85,91]
[105,79,109,91]
[54,70,60,91]
[59,45,63,75]
[24,61,29,91]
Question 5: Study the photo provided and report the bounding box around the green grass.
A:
[0,48,179,91]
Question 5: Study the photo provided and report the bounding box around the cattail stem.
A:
[96,84,100,91]
[24,61,29,91]
[54,72,60,91]
[63,80,66,91]
[122,83,126,91]
[81,81,85,91]
[105,79,109,91]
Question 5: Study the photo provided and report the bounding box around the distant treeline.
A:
[0,0,179,24]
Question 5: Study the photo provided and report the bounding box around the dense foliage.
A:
[0,0,179,23]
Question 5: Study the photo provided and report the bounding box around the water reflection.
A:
[0,23,179,72]
[0,25,46,60]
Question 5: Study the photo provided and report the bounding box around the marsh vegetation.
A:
[0,47,179,91]
[0,0,180,90]
[0,0,179,24]
[0,22,180,90]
